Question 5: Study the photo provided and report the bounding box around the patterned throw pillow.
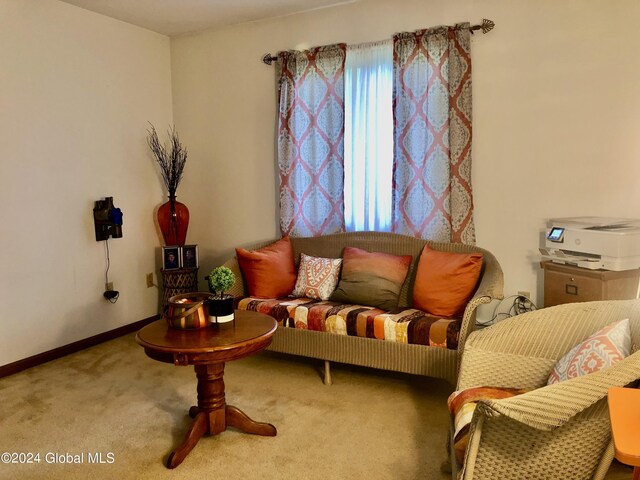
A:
[547,318,631,385]
[291,253,342,301]
[329,247,412,311]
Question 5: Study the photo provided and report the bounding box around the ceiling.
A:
[59,0,356,37]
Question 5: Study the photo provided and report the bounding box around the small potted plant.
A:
[205,266,236,323]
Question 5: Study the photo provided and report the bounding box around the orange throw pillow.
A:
[236,237,297,299]
[412,246,483,318]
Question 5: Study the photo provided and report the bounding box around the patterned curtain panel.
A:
[392,24,475,244]
[277,44,347,237]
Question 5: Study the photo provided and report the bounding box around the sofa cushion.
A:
[236,236,297,299]
[237,297,463,349]
[329,247,412,311]
[547,318,631,385]
[291,253,342,301]
[412,246,483,318]
[448,386,529,466]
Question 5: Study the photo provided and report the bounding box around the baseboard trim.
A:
[0,315,160,379]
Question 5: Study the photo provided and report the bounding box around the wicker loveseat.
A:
[452,299,640,480]
[223,231,503,385]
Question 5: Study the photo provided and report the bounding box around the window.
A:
[277,28,475,242]
[344,40,393,232]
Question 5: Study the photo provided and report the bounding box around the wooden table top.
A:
[608,387,640,467]
[136,310,277,362]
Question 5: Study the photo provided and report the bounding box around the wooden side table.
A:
[161,267,199,305]
[135,311,278,469]
[541,261,640,308]
[608,387,640,480]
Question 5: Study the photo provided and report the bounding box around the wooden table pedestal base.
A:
[166,363,277,469]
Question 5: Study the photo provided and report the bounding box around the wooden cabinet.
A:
[541,261,640,308]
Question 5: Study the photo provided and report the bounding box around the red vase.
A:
[157,195,189,246]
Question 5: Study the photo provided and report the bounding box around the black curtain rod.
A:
[261,18,495,65]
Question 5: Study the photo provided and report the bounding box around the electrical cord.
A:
[105,238,110,286]
[476,294,537,328]
[514,295,536,315]
[103,239,119,303]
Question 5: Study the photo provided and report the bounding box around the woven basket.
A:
[164,292,214,330]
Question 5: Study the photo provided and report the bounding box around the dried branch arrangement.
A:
[147,124,188,197]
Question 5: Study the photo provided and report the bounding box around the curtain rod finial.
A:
[470,18,495,34]
[481,18,495,34]
[262,53,277,65]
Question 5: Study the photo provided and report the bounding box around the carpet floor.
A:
[0,333,454,480]
[0,333,633,480]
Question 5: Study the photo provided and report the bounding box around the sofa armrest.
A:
[220,257,246,299]
[456,250,504,354]
[475,350,640,430]
[472,250,505,304]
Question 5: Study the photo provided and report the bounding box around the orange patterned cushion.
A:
[448,386,529,466]
[412,246,483,318]
[547,318,631,385]
[236,237,297,299]
[291,253,342,300]
[238,297,463,349]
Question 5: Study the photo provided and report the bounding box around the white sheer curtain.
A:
[344,40,393,232]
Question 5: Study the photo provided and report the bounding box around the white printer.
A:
[539,217,640,271]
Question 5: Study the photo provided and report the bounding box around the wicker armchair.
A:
[452,299,640,480]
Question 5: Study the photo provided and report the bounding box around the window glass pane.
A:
[344,40,393,232]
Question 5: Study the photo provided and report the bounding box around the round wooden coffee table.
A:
[135,310,278,469]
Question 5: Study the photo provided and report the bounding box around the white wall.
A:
[4,0,638,366]
[0,0,173,365]
[171,0,640,314]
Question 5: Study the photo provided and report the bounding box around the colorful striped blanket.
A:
[447,386,529,466]
[237,297,462,349]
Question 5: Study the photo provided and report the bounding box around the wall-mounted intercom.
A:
[93,197,123,241]
[94,197,122,302]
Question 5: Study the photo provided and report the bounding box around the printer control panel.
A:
[546,227,564,243]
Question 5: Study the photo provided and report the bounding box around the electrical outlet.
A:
[106,282,114,291]
[146,273,154,288]
[517,290,530,299]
